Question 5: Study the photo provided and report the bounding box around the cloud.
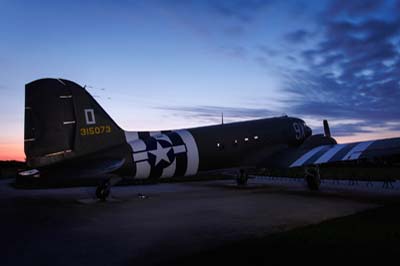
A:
[158,0,400,138]
[281,4,400,137]
[157,105,278,124]
[285,68,400,121]
[219,45,247,59]
[258,45,280,57]
[304,20,400,76]
[284,29,312,43]
[208,0,273,22]
[315,121,375,137]
[223,25,245,36]
[386,122,400,132]
[156,0,275,40]
[325,0,383,16]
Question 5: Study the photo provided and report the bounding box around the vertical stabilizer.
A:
[25,78,126,167]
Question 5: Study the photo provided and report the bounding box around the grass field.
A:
[168,204,400,265]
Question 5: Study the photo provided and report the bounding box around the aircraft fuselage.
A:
[119,117,311,179]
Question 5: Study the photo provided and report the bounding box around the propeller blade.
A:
[323,120,331,137]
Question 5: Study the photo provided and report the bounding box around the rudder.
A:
[25,78,126,168]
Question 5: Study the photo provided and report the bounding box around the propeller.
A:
[323,119,331,138]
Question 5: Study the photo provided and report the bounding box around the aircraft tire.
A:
[236,170,248,186]
[96,180,111,201]
[305,173,320,191]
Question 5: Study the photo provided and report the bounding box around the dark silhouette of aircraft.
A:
[21,78,400,200]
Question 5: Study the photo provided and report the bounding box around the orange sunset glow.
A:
[0,143,24,161]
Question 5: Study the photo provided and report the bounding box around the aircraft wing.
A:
[268,137,400,168]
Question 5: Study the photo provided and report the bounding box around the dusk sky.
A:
[1,0,400,160]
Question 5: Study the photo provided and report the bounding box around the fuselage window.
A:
[233,139,238,147]
[216,142,224,150]
[244,137,249,142]
[254,136,259,140]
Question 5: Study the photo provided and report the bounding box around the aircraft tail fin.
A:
[25,78,126,167]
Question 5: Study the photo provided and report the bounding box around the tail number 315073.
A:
[80,125,111,136]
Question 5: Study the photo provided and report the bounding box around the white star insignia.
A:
[148,142,171,166]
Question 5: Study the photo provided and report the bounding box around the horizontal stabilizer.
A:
[41,158,126,179]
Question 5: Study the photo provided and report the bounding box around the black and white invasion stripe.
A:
[290,140,375,167]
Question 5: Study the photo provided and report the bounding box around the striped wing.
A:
[288,137,400,168]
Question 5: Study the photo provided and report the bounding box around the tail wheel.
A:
[96,180,111,201]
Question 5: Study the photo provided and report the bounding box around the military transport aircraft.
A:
[21,78,400,200]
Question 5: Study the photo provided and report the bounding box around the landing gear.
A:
[95,176,122,201]
[96,180,111,201]
[304,166,321,191]
[236,169,248,186]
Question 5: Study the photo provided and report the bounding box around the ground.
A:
[1,176,400,266]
